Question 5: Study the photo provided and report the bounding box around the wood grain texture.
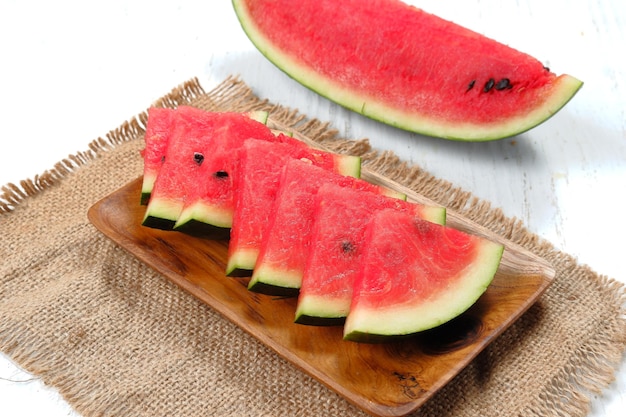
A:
[88,162,554,417]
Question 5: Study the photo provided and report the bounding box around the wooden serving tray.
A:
[88,123,554,416]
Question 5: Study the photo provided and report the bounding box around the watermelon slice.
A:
[295,182,447,325]
[249,158,411,295]
[142,108,272,230]
[226,139,362,276]
[141,106,218,206]
[344,209,504,342]
[171,111,279,233]
[140,107,176,205]
[232,0,582,141]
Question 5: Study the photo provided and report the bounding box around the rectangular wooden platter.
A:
[88,120,555,416]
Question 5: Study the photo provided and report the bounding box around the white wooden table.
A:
[1,1,624,415]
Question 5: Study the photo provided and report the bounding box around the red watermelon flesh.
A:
[249,158,411,294]
[295,182,447,325]
[232,0,582,141]
[143,108,272,230]
[226,139,361,276]
[344,208,503,342]
[140,107,176,205]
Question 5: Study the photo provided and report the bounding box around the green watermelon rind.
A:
[248,110,270,124]
[232,0,583,142]
[384,188,407,201]
[421,205,447,225]
[336,155,362,179]
[343,239,504,342]
[295,294,350,326]
[248,263,300,293]
[142,197,184,230]
[140,172,158,205]
[173,200,233,235]
[225,247,258,277]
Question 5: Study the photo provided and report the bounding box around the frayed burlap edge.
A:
[0,78,204,214]
[1,76,625,417]
[0,75,351,214]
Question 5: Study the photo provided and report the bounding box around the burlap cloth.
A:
[1,76,625,417]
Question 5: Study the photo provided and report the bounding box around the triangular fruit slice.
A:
[249,158,406,295]
[233,0,582,141]
[172,111,279,234]
[141,106,223,206]
[142,108,272,230]
[343,209,504,342]
[226,139,361,276]
[140,107,176,205]
[295,182,446,325]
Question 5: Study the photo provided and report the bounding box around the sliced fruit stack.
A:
[140,107,505,342]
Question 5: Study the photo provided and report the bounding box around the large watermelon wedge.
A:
[295,182,447,325]
[226,138,361,276]
[232,0,582,141]
[249,158,408,295]
[344,209,504,342]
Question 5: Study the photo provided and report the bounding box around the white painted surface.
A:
[0,1,624,415]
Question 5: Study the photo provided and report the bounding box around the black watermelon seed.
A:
[341,240,355,253]
[467,80,476,91]
[495,78,512,90]
[193,152,204,165]
[160,155,166,163]
[543,66,550,72]
[214,170,229,179]
[483,78,495,92]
